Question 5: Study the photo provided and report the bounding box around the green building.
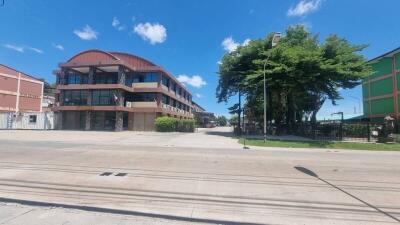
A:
[363,47,400,122]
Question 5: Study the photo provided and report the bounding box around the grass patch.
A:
[239,138,400,151]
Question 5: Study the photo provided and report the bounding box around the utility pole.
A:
[263,32,282,143]
[238,91,241,136]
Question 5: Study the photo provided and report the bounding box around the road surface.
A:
[0,127,399,224]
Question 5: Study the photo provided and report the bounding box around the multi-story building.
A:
[362,47,400,122]
[192,101,206,113]
[0,64,44,112]
[53,49,193,131]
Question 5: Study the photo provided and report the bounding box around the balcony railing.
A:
[161,85,169,92]
[131,82,158,89]
[162,103,192,116]
[126,101,158,108]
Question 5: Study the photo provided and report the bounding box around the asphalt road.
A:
[0,127,399,224]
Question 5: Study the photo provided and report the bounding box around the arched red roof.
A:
[67,49,120,63]
[67,49,157,69]
[109,52,156,67]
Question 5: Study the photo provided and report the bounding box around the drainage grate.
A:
[115,173,128,177]
[99,172,113,176]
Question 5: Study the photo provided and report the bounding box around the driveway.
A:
[0,128,399,224]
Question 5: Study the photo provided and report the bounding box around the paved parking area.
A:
[0,127,399,224]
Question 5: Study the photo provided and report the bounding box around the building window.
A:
[29,115,37,123]
[66,72,88,84]
[91,111,115,130]
[63,90,89,106]
[162,95,170,104]
[94,72,117,84]
[126,72,158,85]
[133,93,156,102]
[172,83,177,93]
[162,76,170,87]
[178,87,182,96]
[144,73,158,82]
[92,90,117,106]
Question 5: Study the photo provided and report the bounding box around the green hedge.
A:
[155,116,195,132]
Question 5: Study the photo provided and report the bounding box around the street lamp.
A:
[348,96,361,114]
[263,32,282,143]
[331,111,344,141]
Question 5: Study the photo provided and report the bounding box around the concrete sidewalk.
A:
[0,127,241,149]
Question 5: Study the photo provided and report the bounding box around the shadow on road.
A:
[205,131,235,138]
[0,197,263,225]
[294,166,400,223]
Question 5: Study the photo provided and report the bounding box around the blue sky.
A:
[0,0,399,119]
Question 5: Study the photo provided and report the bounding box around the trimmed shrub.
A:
[343,124,368,137]
[155,116,176,132]
[155,116,196,132]
[182,119,195,132]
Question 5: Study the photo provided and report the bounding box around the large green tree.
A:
[217,25,370,134]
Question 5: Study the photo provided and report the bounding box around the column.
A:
[88,67,95,84]
[115,111,123,131]
[56,112,63,130]
[157,73,162,88]
[59,70,66,85]
[58,91,64,106]
[86,90,92,106]
[156,93,162,107]
[118,66,126,85]
[115,90,124,107]
[85,111,91,130]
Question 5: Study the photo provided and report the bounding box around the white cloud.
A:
[222,37,239,52]
[27,47,43,54]
[3,44,43,53]
[4,44,24,53]
[221,37,251,52]
[287,0,323,17]
[112,17,120,27]
[112,17,125,31]
[134,22,167,45]
[195,93,203,98]
[177,75,207,88]
[52,43,64,50]
[74,25,98,40]
[242,38,251,46]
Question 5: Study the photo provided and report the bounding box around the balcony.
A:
[161,85,169,92]
[126,101,158,108]
[132,82,158,89]
[161,103,193,117]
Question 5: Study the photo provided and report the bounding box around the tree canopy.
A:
[216,25,370,134]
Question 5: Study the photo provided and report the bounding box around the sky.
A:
[1,0,399,119]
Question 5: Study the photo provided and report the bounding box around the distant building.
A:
[191,101,216,128]
[53,49,193,131]
[192,101,205,113]
[42,95,55,112]
[0,64,44,112]
[362,47,400,121]
[0,65,57,130]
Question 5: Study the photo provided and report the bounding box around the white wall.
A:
[0,112,57,130]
